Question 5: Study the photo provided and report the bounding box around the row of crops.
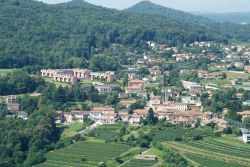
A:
[164,138,250,167]
[36,141,132,167]
[153,127,214,141]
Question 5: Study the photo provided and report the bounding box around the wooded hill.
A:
[0,0,249,69]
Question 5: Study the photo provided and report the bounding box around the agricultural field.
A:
[0,69,16,77]
[163,138,250,167]
[224,71,250,80]
[36,141,132,167]
[153,127,214,141]
[200,79,231,87]
[121,159,158,167]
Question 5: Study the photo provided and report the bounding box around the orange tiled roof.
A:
[134,109,148,115]
[129,80,145,83]
[237,111,250,115]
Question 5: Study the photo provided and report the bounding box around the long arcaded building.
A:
[41,69,115,84]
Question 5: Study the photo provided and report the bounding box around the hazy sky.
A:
[38,0,250,12]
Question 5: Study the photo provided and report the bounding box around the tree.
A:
[123,72,129,86]
[145,108,158,125]
[243,117,250,132]
[119,126,126,136]
[221,72,227,79]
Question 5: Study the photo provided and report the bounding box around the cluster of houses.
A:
[0,95,29,120]
[41,69,115,84]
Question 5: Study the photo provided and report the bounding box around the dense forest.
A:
[126,1,250,42]
[0,0,227,69]
[0,102,59,167]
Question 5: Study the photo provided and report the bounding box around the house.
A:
[149,96,162,108]
[237,111,250,121]
[7,103,20,112]
[64,111,89,124]
[18,112,28,120]
[244,66,250,73]
[171,118,194,124]
[133,109,149,117]
[89,107,117,124]
[118,109,130,122]
[174,54,190,62]
[94,84,113,94]
[120,99,135,108]
[243,134,250,143]
[7,95,18,103]
[166,102,188,111]
[128,114,142,124]
[55,111,64,124]
[118,93,130,99]
[128,80,146,88]
[90,71,115,82]
[243,100,250,106]
[126,85,143,94]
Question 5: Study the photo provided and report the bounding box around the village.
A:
[2,40,250,144]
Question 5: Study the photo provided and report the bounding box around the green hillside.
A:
[0,0,225,69]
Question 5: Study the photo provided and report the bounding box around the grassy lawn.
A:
[36,141,132,167]
[163,138,250,167]
[79,79,92,85]
[44,77,70,87]
[0,69,16,77]
[60,123,86,139]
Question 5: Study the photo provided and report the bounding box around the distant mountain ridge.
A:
[125,1,214,26]
[194,12,250,24]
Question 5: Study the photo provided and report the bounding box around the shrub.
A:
[174,137,183,141]
[193,135,203,140]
